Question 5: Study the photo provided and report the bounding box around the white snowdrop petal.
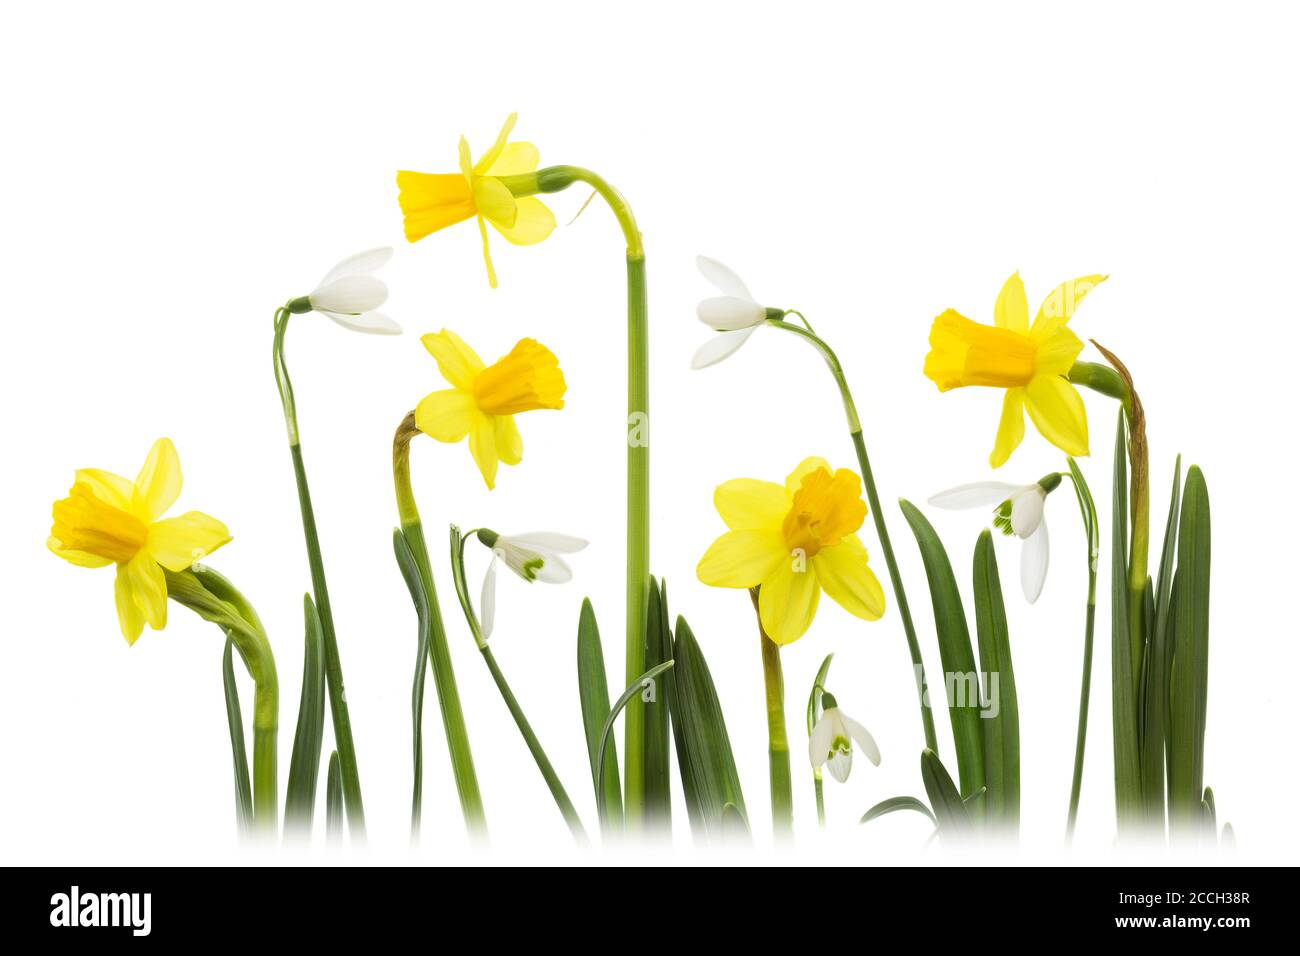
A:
[318,247,394,287]
[1010,487,1045,538]
[310,275,389,314]
[533,554,572,584]
[842,714,882,766]
[928,482,1020,510]
[480,557,498,641]
[696,255,754,301]
[321,310,402,335]
[697,296,767,332]
[1020,520,1050,604]
[827,748,852,784]
[503,532,588,553]
[690,326,757,370]
[808,714,834,770]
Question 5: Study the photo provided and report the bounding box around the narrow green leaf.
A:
[596,660,674,826]
[221,637,253,834]
[391,529,429,836]
[641,578,673,824]
[669,616,749,842]
[972,530,1018,828]
[806,652,835,735]
[920,749,970,834]
[576,597,622,831]
[1110,411,1142,828]
[1169,466,1211,830]
[325,751,343,844]
[861,796,936,826]
[284,594,326,831]
[900,501,985,804]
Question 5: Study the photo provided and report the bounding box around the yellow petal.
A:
[696,529,786,588]
[468,411,499,489]
[415,388,477,442]
[713,478,790,531]
[1031,274,1107,342]
[421,330,485,390]
[490,196,555,246]
[124,551,167,631]
[758,560,821,645]
[114,564,145,645]
[395,171,476,242]
[784,456,832,496]
[495,414,523,465]
[1025,374,1090,457]
[812,534,885,621]
[1034,326,1085,377]
[458,135,474,180]
[994,272,1029,334]
[473,113,518,175]
[75,468,134,510]
[146,511,232,572]
[990,387,1026,468]
[474,176,517,230]
[132,438,182,522]
[486,141,540,177]
[477,215,498,289]
[47,535,112,568]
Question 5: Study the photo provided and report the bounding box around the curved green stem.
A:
[770,320,939,753]
[1062,460,1100,841]
[392,413,486,839]
[751,588,792,840]
[166,567,278,832]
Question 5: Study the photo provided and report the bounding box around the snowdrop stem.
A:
[272,304,367,838]
[814,771,826,829]
[392,415,486,839]
[1062,460,1100,842]
[752,589,793,840]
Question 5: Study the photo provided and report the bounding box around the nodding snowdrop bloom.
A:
[808,693,881,783]
[692,256,781,369]
[475,530,587,640]
[928,474,1062,603]
[290,247,401,335]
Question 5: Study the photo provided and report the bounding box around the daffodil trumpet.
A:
[392,413,485,839]
[448,525,588,842]
[751,312,940,754]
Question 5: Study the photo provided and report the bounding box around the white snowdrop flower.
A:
[299,247,401,335]
[476,530,588,641]
[691,256,778,369]
[808,695,881,784]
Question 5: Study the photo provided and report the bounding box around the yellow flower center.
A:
[51,482,147,564]
[473,338,567,416]
[924,311,1037,391]
[781,468,867,558]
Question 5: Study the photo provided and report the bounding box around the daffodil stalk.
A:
[272,305,367,837]
[448,525,587,842]
[765,317,939,753]
[392,413,485,838]
[752,587,793,839]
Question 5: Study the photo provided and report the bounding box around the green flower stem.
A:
[1062,460,1100,842]
[511,164,650,825]
[751,588,792,840]
[393,414,486,839]
[165,567,278,831]
[771,320,939,753]
[448,527,587,841]
[273,307,366,838]
[814,772,825,829]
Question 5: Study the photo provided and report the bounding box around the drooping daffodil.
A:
[692,256,782,369]
[415,330,566,490]
[929,473,1062,603]
[474,530,587,640]
[48,438,232,643]
[287,247,400,334]
[697,456,886,644]
[808,693,881,783]
[397,113,556,289]
[924,273,1106,467]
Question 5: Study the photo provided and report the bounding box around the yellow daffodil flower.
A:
[697,457,886,645]
[396,113,557,289]
[924,273,1106,467]
[48,438,231,644]
[415,329,566,490]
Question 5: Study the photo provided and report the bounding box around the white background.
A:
[3,1,1297,865]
